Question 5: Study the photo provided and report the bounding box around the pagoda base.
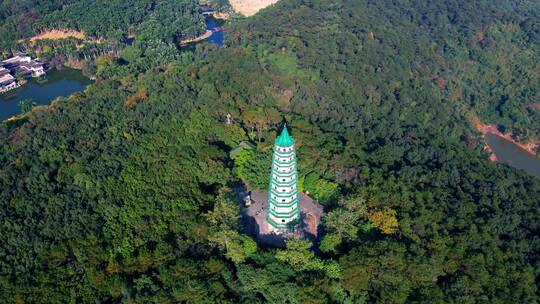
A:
[242,191,323,247]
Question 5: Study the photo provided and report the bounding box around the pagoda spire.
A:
[276,124,294,147]
[266,124,300,232]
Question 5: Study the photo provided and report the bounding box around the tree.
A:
[120,46,142,63]
[233,148,271,190]
[319,234,342,254]
[241,107,280,141]
[95,55,114,76]
[321,197,368,253]
[366,207,399,235]
[208,229,256,263]
[204,188,240,229]
[276,239,324,272]
[18,99,34,113]
[205,188,256,263]
[303,173,340,205]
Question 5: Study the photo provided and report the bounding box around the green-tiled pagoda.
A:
[266,125,300,232]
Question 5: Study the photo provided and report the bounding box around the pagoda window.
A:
[282,219,285,223]
[282,179,286,182]
[282,199,285,202]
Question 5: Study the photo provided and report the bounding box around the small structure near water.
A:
[200,5,215,16]
[0,54,45,93]
[0,67,20,93]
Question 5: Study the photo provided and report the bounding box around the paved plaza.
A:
[242,191,323,247]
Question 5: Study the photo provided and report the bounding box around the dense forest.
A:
[0,0,206,60]
[1,0,540,303]
[0,0,222,79]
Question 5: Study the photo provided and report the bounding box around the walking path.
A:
[180,30,213,46]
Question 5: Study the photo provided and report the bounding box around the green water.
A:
[0,68,91,120]
[486,133,540,178]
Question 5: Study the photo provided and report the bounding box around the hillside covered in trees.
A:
[1,0,540,303]
[0,0,206,50]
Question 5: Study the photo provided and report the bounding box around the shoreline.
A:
[180,30,213,47]
[474,121,539,160]
[213,11,230,20]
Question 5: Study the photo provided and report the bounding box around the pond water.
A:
[205,16,225,46]
[486,133,540,178]
[0,68,91,120]
[181,16,225,51]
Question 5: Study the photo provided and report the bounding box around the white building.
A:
[2,54,31,65]
[266,125,301,233]
[0,67,19,93]
[2,54,45,78]
[18,61,45,77]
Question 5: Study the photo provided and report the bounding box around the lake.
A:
[0,68,91,121]
[486,133,540,178]
[183,16,225,50]
[205,16,225,45]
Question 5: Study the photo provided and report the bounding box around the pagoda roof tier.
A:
[275,125,294,147]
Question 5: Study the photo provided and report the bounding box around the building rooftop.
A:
[201,5,214,12]
[2,55,31,65]
[19,61,44,69]
[0,73,15,84]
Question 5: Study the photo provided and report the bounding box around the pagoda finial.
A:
[281,123,289,136]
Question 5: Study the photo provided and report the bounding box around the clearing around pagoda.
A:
[242,124,323,247]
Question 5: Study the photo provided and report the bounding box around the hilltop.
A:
[1,0,540,303]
